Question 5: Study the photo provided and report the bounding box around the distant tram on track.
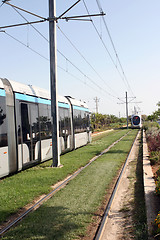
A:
[0,78,91,178]
[131,114,141,128]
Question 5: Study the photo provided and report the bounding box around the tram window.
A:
[64,108,71,134]
[0,96,7,147]
[82,111,89,130]
[59,108,63,137]
[15,100,22,144]
[39,104,52,139]
[73,109,89,133]
[73,109,82,133]
[59,107,71,137]
[133,116,140,125]
[30,104,39,140]
[47,105,52,136]
[21,103,30,143]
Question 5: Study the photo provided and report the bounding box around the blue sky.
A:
[0,0,160,117]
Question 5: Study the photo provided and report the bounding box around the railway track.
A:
[94,130,140,240]
[0,130,134,238]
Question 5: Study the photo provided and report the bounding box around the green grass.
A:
[0,129,130,225]
[1,130,138,240]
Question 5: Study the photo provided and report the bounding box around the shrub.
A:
[155,177,160,195]
[150,151,160,165]
[146,130,160,152]
[155,211,160,234]
[143,121,160,131]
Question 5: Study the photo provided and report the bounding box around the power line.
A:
[10,4,49,42]
[4,2,117,99]
[1,30,116,103]
[57,24,119,98]
[94,96,100,113]
[2,1,119,100]
[1,1,125,104]
[3,31,49,61]
[5,1,46,20]
[57,49,112,95]
[95,0,135,97]
[82,0,135,97]
[58,65,100,94]
[2,0,132,100]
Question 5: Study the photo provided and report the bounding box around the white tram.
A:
[131,114,141,128]
[0,78,91,178]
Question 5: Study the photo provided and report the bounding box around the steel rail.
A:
[95,130,140,240]
[0,130,130,237]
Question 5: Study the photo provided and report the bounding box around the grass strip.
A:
[0,129,129,224]
[2,130,138,240]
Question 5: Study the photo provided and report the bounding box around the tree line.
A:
[146,101,160,121]
[90,113,126,132]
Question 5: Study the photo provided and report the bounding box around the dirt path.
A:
[99,131,141,240]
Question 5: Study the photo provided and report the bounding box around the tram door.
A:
[21,103,40,164]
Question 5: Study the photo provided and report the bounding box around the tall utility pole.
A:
[49,0,59,167]
[0,0,105,169]
[118,92,141,129]
[125,91,128,129]
[94,97,100,113]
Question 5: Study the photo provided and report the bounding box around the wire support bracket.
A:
[61,13,105,22]
[4,1,46,20]
[0,19,47,30]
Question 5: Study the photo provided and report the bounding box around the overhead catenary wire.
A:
[10,4,49,42]
[4,2,121,101]
[82,0,135,97]
[2,30,115,103]
[84,0,140,110]
[3,31,49,61]
[58,65,101,94]
[57,24,119,98]
[5,1,46,20]
[57,49,118,99]
[95,0,135,97]
[1,0,126,109]
[8,2,120,99]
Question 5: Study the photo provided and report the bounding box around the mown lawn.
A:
[0,129,129,225]
[1,130,138,240]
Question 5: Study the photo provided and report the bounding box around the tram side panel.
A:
[73,106,91,149]
[15,94,41,170]
[59,102,73,154]
[0,78,91,178]
[38,102,52,161]
[2,79,17,176]
[15,94,73,170]
[0,88,9,178]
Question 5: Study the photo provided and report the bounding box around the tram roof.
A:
[0,78,88,108]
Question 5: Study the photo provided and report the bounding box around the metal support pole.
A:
[126,91,128,129]
[94,97,100,114]
[49,0,60,167]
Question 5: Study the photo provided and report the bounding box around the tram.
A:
[0,78,91,178]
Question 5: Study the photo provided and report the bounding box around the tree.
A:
[146,101,160,121]
[90,112,126,131]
